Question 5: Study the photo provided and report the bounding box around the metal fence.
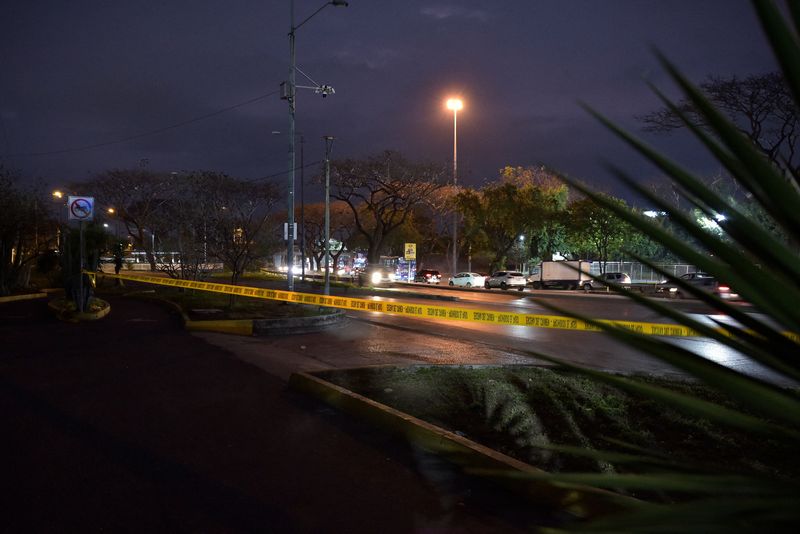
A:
[588,262,699,283]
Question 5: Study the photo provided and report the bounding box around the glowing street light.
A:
[446,98,463,112]
[52,190,63,199]
[446,97,463,277]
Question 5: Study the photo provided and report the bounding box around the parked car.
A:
[414,269,441,284]
[583,272,632,292]
[657,272,738,299]
[448,272,486,288]
[485,271,526,291]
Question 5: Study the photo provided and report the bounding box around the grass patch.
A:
[209,270,358,290]
[165,288,335,320]
[317,366,800,486]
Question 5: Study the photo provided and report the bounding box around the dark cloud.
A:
[0,0,777,203]
[420,5,489,21]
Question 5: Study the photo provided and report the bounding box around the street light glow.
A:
[446,98,463,111]
[52,190,63,199]
[446,97,464,276]
[107,208,115,214]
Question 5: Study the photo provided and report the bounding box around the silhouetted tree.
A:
[0,167,57,295]
[201,173,279,286]
[330,151,444,263]
[81,169,172,271]
[639,72,799,179]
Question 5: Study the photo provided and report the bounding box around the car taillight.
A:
[426,273,431,277]
[718,285,730,292]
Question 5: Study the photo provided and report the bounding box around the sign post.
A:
[404,243,416,282]
[68,197,95,313]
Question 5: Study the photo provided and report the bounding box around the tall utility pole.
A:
[299,133,305,282]
[284,0,348,291]
[286,0,297,291]
[323,135,335,295]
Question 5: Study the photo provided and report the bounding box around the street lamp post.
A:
[285,0,348,291]
[273,131,306,280]
[299,133,305,282]
[52,190,64,248]
[446,97,463,277]
[107,207,119,241]
[323,136,335,295]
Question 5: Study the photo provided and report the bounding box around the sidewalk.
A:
[0,295,542,532]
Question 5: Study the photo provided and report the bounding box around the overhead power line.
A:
[2,90,279,158]
[249,159,323,183]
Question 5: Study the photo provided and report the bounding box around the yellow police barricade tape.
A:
[94,271,800,342]
[88,270,727,339]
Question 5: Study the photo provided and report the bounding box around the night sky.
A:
[1,1,776,201]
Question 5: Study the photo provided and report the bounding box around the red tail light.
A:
[718,285,730,292]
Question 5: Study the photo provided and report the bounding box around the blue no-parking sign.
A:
[68,196,95,221]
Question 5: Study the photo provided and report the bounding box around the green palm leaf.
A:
[521,1,800,529]
[518,343,800,438]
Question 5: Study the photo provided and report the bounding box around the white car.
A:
[448,272,486,288]
[485,271,527,291]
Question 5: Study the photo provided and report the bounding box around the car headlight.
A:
[371,272,382,284]
[388,273,396,282]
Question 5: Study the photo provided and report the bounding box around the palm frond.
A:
[654,51,800,239]
[753,0,800,109]
[524,2,800,529]
[561,170,800,332]
[647,83,800,281]
[518,344,800,439]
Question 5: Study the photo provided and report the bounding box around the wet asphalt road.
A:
[276,280,783,384]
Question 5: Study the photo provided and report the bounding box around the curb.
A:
[47,298,111,322]
[288,370,636,520]
[119,292,345,336]
[174,303,345,337]
[185,318,254,336]
[253,310,346,335]
[183,310,346,336]
[0,292,48,304]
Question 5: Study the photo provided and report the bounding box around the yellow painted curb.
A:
[185,319,253,336]
[0,293,47,304]
[289,370,636,519]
